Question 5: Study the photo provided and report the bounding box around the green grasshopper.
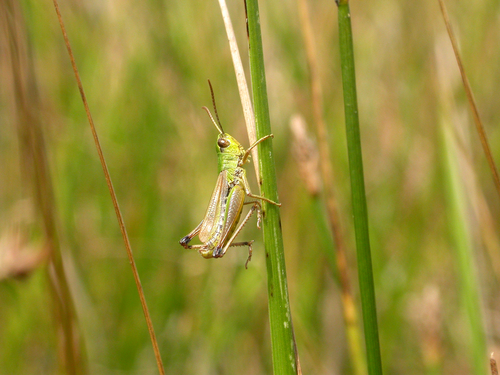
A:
[180,81,281,268]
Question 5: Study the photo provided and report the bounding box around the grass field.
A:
[1,0,500,374]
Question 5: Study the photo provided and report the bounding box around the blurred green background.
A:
[1,0,500,374]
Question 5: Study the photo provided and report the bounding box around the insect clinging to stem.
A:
[179,80,281,268]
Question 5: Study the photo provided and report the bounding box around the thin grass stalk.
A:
[297,1,366,373]
[4,2,86,373]
[440,122,486,375]
[438,0,500,201]
[245,0,300,373]
[434,21,487,374]
[50,1,165,374]
[336,1,383,374]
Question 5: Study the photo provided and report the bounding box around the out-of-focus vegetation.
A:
[0,0,499,373]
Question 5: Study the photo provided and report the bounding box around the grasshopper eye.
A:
[218,138,230,148]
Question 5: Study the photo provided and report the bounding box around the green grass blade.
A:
[337,2,383,375]
[441,123,487,375]
[246,0,299,374]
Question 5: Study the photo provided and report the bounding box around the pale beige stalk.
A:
[217,0,260,180]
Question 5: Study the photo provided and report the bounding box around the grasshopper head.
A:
[217,133,245,159]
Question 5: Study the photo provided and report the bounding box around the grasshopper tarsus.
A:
[245,241,254,269]
[256,207,262,229]
[268,199,282,207]
[213,246,223,258]
[179,236,191,247]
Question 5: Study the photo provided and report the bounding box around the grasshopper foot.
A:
[245,241,254,269]
[179,236,191,248]
[213,246,224,258]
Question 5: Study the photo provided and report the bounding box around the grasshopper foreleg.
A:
[246,192,281,207]
[241,134,274,165]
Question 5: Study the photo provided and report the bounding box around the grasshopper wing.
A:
[219,183,245,246]
[198,170,228,242]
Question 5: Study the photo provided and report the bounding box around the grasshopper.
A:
[179,81,281,268]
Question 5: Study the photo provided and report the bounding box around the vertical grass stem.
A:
[337,2,383,375]
[441,123,487,375]
[245,0,300,373]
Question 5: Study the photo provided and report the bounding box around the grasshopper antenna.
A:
[206,79,225,134]
[202,106,223,134]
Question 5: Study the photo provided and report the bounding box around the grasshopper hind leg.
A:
[179,220,204,248]
[213,201,262,267]
[213,240,255,269]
